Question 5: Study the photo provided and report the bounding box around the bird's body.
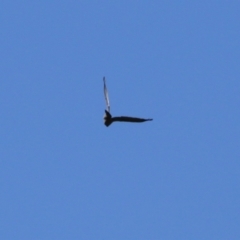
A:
[104,110,152,127]
[103,77,153,127]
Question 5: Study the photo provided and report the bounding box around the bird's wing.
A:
[103,77,110,112]
[112,116,153,123]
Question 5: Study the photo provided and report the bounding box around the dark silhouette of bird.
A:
[103,77,153,127]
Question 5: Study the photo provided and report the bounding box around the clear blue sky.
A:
[1,1,239,239]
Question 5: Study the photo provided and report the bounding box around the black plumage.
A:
[103,77,153,127]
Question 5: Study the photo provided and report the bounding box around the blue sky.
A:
[0,1,240,239]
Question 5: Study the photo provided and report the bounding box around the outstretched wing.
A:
[103,77,110,112]
[112,116,153,123]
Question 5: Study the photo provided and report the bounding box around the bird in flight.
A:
[103,77,153,127]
